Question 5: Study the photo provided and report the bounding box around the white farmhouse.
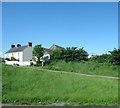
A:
[4,43,64,66]
[4,42,32,62]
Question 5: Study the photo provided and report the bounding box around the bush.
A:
[30,62,34,66]
[5,58,10,61]
[109,48,120,65]
[88,48,120,65]
[1,58,5,62]
[11,57,17,61]
[36,61,42,66]
[16,64,19,66]
[33,44,44,63]
[13,63,19,66]
[51,47,88,62]
[89,54,111,63]
[51,49,62,62]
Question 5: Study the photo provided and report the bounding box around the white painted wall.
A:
[12,52,19,60]
[4,53,13,58]
[5,60,36,66]
[23,46,32,61]
[19,52,23,61]
[5,60,18,65]
[4,52,23,61]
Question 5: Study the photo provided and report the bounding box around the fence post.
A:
[42,61,44,67]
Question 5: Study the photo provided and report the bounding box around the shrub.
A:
[11,57,16,61]
[33,44,44,63]
[89,54,111,63]
[5,58,10,61]
[16,64,19,66]
[13,63,16,65]
[30,62,34,66]
[51,47,88,62]
[109,48,120,65]
[1,58,5,62]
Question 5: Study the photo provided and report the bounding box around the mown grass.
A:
[2,64,118,106]
[43,61,118,77]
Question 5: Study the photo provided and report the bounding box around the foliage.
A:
[5,58,10,61]
[11,57,17,61]
[2,64,118,106]
[51,49,62,61]
[51,47,120,66]
[109,48,120,65]
[51,47,88,62]
[88,48,120,65]
[33,44,44,64]
[0,57,5,62]
[5,57,17,61]
[30,62,34,66]
[44,60,118,77]
[89,54,112,63]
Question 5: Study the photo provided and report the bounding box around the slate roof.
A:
[44,48,52,54]
[50,44,64,51]
[43,44,64,55]
[5,45,28,54]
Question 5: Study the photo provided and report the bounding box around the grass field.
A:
[2,64,118,106]
[44,61,118,77]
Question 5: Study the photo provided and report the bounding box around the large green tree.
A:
[33,44,44,64]
[51,47,88,62]
[51,49,62,61]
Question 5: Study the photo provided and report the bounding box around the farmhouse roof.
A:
[5,45,28,54]
[44,48,52,54]
[49,44,64,51]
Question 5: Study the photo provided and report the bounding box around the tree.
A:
[109,48,120,65]
[51,49,62,61]
[78,47,88,61]
[51,46,88,62]
[33,44,44,64]
[89,53,111,63]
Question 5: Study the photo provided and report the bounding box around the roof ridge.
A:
[5,45,28,54]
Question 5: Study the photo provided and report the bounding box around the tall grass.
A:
[44,61,118,77]
[2,65,118,106]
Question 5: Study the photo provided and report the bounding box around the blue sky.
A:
[2,2,118,55]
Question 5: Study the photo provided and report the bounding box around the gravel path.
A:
[34,68,119,80]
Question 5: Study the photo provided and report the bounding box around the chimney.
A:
[17,44,21,47]
[11,45,15,48]
[28,42,32,47]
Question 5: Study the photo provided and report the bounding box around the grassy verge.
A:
[2,64,118,106]
[43,61,118,77]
